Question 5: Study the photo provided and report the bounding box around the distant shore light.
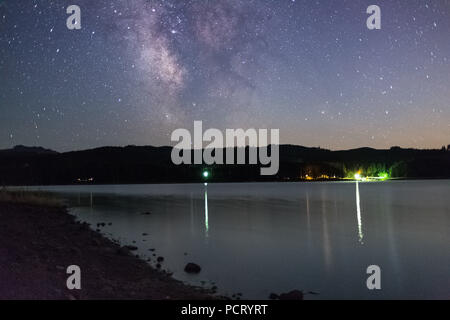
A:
[378,172,389,180]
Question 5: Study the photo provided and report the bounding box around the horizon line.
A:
[2,143,449,154]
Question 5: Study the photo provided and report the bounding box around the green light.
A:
[203,170,209,179]
[378,172,389,180]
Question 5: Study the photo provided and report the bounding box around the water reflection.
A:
[190,192,195,235]
[355,182,364,244]
[305,192,311,250]
[204,183,209,238]
[321,197,332,269]
[29,181,450,299]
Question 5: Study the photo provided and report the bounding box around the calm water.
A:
[28,181,450,299]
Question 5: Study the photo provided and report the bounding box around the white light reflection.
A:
[204,183,209,238]
[356,181,364,244]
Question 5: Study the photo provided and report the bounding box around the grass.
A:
[0,189,63,207]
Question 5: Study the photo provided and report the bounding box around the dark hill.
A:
[0,145,449,185]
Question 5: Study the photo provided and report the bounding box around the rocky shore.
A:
[0,202,213,300]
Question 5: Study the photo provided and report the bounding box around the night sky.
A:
[1,0,449,151]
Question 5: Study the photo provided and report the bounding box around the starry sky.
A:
[1,0,449,151]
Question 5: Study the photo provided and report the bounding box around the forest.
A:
[0,144,449,185]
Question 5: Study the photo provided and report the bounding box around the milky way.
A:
[0,0,449,151]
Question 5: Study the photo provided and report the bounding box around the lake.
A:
[27,180,450,299]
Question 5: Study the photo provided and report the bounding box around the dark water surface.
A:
[29,181,450,299]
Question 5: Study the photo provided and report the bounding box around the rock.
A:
[116,248,130,256]
[157,256,164,262]
[278,290,304,300]
[124,245,138,251]
[67,294,78,300]
[142,233,148,236]
[184,263,201,274]
[156,263,161,269]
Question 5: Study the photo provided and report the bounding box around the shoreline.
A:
[6,176,450,188]
[0,201,214,300]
